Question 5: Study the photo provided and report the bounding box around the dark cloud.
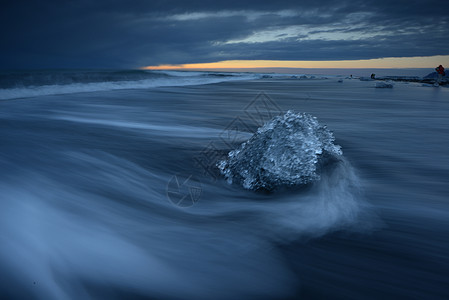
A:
[1,0,448,69]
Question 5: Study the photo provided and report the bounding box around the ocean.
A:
[0,69,448,299]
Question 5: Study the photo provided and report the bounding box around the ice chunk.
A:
[217,111,342,191]
[375,81,394,88]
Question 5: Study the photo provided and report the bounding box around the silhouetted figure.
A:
[435,65,445,83]
[370,73,376,79]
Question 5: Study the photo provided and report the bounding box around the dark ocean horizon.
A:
[0,68,440,100]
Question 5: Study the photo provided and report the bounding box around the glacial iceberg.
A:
[217,111,342,191]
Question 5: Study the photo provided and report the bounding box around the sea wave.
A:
[0,70,257,100]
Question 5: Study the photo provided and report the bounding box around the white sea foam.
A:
[53,115,236,138]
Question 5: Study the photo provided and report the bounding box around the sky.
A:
[1,0,449,70]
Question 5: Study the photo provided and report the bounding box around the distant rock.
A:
[424,71,449,79]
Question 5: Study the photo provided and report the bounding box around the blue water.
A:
[0,71,448,299]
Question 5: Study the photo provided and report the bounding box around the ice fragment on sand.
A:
[217,111,342,191]
[375,81,394,88]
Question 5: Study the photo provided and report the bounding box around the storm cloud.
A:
[1,0,448,68]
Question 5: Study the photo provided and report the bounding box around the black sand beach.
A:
[1,77,449,299]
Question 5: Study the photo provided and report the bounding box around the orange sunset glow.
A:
[143,55,449,70]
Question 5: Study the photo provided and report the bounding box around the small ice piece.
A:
[217,111,342,191]
[375,81,394,88]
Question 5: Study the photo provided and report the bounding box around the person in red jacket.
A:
[435,65,445,83]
